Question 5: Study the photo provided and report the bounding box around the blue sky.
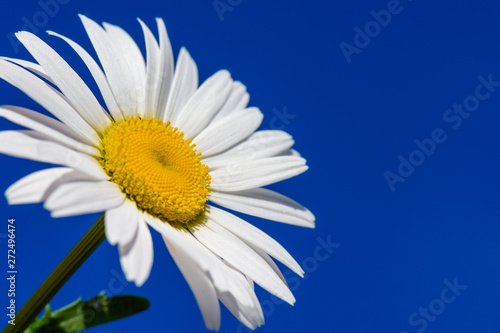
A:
[1,0,500,332]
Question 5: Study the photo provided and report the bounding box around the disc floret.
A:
[100,116,211,224]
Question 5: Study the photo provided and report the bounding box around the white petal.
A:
[191,220,295,305]
[216,262,264,330]
[210,156,308,192]
[207,205,304,276]
[5,167,97,205]
[146,216,222,329]
[138,19,161,119]
[163,47,198,123]
[0,131,107,179]
[209,188,315,228]
[162,234,221,330]
[154,18,174,121]
[44,180,124,217]
[0,106,99,156]
[103,22,146,117]
[16,32,111,132]
[146,215,266,329]
[194,107,263,157]
[174,70,232,139]
[211,81,249,123]
[276,148,301,157]
[246,275,255,290]
[105,199,140,246]
[0,57,54,84]
[0,59,99,145]
[0,59,77,117]
[47,31,123,121]
[0,59,80,117]
[79,15,138,117]
[248,245,288,286]
[145,215,211,270]
[118,215,153,287]
[203,130,294,170]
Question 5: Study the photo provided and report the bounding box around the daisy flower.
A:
[0,16,315,330]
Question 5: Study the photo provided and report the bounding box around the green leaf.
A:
[24,293,150,333]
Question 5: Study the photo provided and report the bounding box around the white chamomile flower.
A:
[0,15,315,330]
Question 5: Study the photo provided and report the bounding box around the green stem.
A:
[2,213,106,333]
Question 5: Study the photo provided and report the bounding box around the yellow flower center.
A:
[100,116,210,224]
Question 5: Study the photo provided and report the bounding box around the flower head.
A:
[0,16,315,330]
